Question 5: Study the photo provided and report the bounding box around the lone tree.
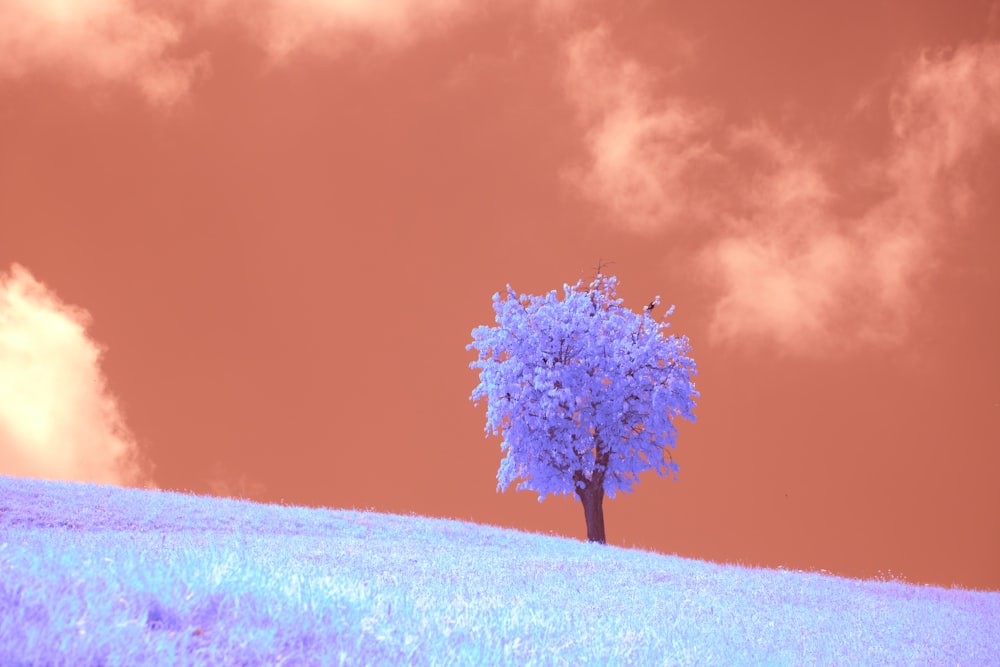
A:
[467,272,698,544]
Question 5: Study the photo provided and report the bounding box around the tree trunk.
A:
[575,475,606,544]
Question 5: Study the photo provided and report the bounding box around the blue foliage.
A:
[468,274,699,502]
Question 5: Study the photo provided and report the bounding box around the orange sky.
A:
[1,0,998,591]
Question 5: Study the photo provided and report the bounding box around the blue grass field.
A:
[1,474,997,666]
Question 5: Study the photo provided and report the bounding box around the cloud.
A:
[700,125,856,350]
[884,43,1000,209]
[206,0,586,60]
[708,44,1000,352]
[0,0,208,107]
[561,25,718,233]
[0,0,579,104]
[0,264,155,487]
[201,0,470,62]
[561,28,1000,353]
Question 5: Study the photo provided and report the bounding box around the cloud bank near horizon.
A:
[563,29,1000,353]
[0,264,155,488]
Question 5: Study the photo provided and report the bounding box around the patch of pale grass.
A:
[1,474,998,666]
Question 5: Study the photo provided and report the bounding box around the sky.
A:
[1,0,998,591]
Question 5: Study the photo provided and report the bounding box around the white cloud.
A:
[0,264,155,487]
[202,0,470,61]
[561,28,1000,353]
[0,0,207,106]
[0,0,580,104]
[561,25,717,233]
[700,125,868,353]
[707,40,1000,352]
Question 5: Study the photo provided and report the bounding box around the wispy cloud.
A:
[701,124,870,352]
[561,28,1000,353]
[0,0,579,105]
[0,0,208,106]
[0,264,155,487]
[201,0,469,62]
[204,0,583,59]
[561,25,717,233]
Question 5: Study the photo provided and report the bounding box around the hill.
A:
[1,474,998,665]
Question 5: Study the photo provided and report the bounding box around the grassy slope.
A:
[0,474,998,666]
